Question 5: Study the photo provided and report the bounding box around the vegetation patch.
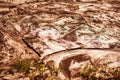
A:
[79,63,120,80]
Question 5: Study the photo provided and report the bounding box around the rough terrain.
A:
[0,0,120,80]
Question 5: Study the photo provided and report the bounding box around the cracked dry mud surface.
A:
[0,0,120,80]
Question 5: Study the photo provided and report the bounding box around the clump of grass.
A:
[79,62,120,80]
[34,60,61,80]
[32,59,48,80]
[13,59,31,74]
[13,58,61,80]
[45,61,61,80]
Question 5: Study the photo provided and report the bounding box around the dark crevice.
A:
[43,47,120,60]
[22,37,41,57]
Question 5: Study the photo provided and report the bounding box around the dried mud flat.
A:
[0,0,120,80]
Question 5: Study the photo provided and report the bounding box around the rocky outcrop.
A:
[23,0,120,57]
[0,0,120,80]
